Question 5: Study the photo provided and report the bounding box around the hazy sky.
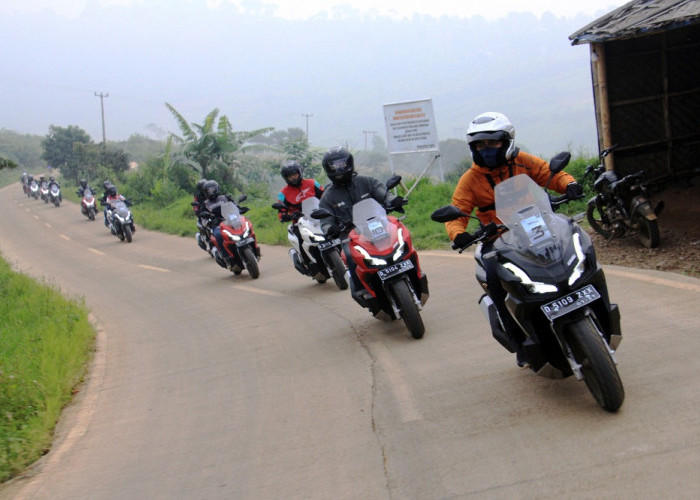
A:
[0,0,631,156]
[1,0,629,21]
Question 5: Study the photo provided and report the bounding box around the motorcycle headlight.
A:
[567,232,586,286]
[355,245,387,267]
[301,227,325,243]
[503,262,558,294]
[243,222,250,238]
[392,228,407,262]
[223,229,240,241]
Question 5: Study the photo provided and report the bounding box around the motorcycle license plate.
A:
[235,237,255,247]
[541,284,601,321]
[377,260,414,281]
[318,238,341,250]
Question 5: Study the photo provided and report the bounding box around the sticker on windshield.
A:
[521,213,552,245]
[368,220,385,237]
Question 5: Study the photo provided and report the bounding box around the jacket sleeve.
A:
[445,170,477,241]
[520,152,576,193]
[314,180,324,199]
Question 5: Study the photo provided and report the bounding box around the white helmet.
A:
[466,112,517,168]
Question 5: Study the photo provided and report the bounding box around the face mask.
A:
[479,147,500,167]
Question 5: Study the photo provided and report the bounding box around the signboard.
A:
[383,99,439,154]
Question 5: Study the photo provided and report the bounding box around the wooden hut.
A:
[570,0,700,184]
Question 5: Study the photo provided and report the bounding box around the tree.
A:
[40,125,93,180]
[0,157,18,170]
[165,103,273,185]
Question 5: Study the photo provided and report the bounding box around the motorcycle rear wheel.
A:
[123,224,133,243]
[391,279,424,339]
[634,213,660,249]
[241,246,260,279]
[327,250,348,290]
[565,316,624,412]
[586,201,615,239]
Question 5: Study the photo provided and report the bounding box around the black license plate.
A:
[541,284,601,321]
[318,238,341,250]
[235,237,255,247]
[377,260,414,281]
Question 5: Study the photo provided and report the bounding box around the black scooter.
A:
[431,152,624,412]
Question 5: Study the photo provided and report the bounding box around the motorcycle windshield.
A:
[494,175,567,264]
[221,202,243,230]
[83,188,94,199]
[300,197,323,233]
[352,198,395,251]
[50,185,60,194]
[112,200,130,218]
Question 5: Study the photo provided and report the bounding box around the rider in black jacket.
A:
[318,147,405,298]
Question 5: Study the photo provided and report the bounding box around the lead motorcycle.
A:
[312,176,429,339]
[431,153,624,411]
[272,197,348,290]
[585,145,664,248]
[104,199,136,242]
[79,188,97,220]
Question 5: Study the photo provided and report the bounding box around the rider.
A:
[48,176,62,200]
[100,181,115,227]
[103,185,130,234]
[76,178,93,197]
[444,111,583,367]
[276,160,324,274]
[201,180,259,267]
[318,146,406,300]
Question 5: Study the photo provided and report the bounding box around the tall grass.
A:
[0,256,95,482]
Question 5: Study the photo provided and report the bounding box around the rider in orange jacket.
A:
[445,112,582,367]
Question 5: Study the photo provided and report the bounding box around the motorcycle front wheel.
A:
[565,316,624,412]
[123,224,133,243]
[88,207,96,221]
[241,246,260,279]
[634,213,660,248]
[390,279,424,339]
[586,200,616,239]
[326,250,348,290]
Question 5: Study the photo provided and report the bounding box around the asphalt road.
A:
[1,184,699,499]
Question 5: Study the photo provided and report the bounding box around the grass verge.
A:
[0,255,95,482]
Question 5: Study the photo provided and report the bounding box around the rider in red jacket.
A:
[276,161,324,272]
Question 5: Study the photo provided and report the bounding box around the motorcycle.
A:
[48,184,62,207]
[431,152,624,412]
[585,145,664,248]
[39,181,50,203]
[104,199,136,242]
[210,198,261,279]
[80,188,97,220]
[272,197,348,290]
[312,176,429,339]
[29,180,39,199]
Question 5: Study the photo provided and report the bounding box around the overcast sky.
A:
[0,0,631,155]
[1,0,629,21]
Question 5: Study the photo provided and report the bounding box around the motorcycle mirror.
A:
[238,194,248,203]
[548,152,571,174]
[310,208,333,220]
[385,175,402,190]
[191,201,199,206]
[430,205,468,223]
[271,202,286,210]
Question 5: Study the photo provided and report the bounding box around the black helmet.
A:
[49,176,55,182]
[107,185,117,197]
[80,179,88,188]
[322,147,354,186]
[203,180,219,200]
[103,180,111,190]
[280,161,303,187]
[195,179,207,196]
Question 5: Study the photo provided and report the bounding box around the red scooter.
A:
[210,198,261,278]
[80,188,97,221]
[313,176,429,339]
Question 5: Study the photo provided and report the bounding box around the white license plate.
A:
[377,260,414,281]
[541,284,601,321]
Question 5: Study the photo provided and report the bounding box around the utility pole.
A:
[362,130,377,151]
[95,92,109,145]
[301,113,313,141]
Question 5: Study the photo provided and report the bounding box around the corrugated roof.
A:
[570,0,700,45]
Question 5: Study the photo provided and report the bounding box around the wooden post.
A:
[592,43,615,170]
